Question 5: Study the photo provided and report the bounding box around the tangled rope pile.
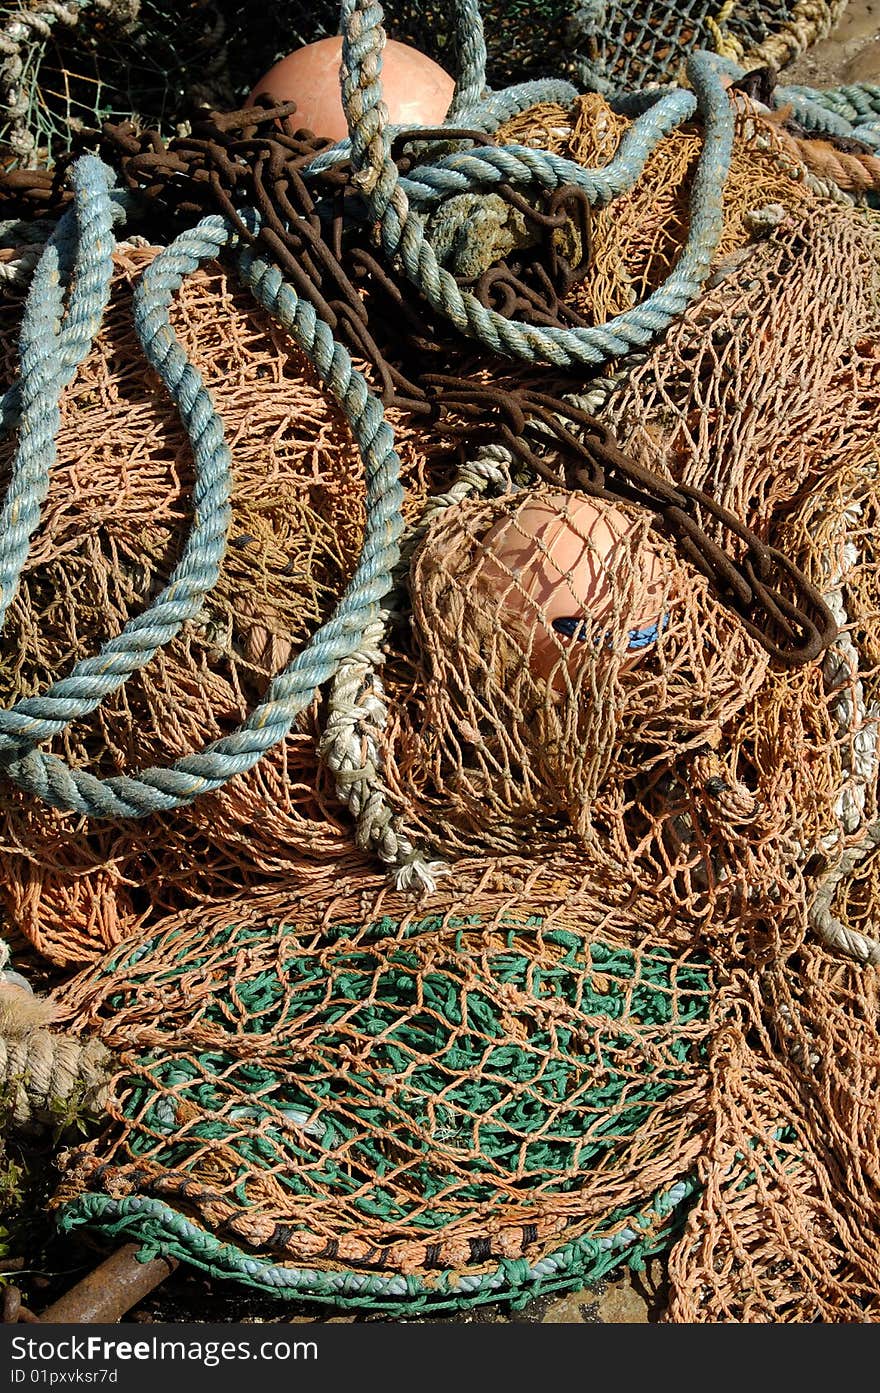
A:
[0,9,850,824]
[2,0,880,1324]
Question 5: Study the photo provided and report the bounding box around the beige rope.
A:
[806,482,880,965]
[687,750,762,826]
[319,456,511,891]
[319,615,447,893]
[808,822,880,965]
[742,0,847,71]
[0,984,112,1129]
[768,115,880,196]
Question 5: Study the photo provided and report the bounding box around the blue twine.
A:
[0,0,870,817]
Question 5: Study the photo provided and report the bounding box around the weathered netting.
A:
[2,72,880,1318]
[0,245,438,966]
[0,97,854,968]
[46,866,880,1319]
[570,0,847,93]
[393,493,770,864]
[376,120,880,944]
[0,0,848,164]
[50,876,719,1310]
[562,89,819,319]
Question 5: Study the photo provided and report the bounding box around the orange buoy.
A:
[476,493,668,685]
[247,35,456,142]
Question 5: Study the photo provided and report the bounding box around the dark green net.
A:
[54,900,715,1310]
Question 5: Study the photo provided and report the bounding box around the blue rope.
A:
[446,0,488,119]
[0,156,119,627]
[0,214,235,757]
[301,77,582,178]
[0,178,404,816]
[396,90,697,210]
[780,81,880,128]
[1,2,871,817]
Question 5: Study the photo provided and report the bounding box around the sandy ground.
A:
[21,0,877,1329]
[783,0,880,83]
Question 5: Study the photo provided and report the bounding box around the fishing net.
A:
[0,245,438,965]
[0,0,847,165]
[2,25,880,1321]
[393,490,769,859]
[0,96,855,969]
[50,876,717,1312]
[570,0,848,93]
[45,860,880,1319]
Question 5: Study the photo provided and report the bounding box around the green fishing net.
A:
[53,891,715,1311]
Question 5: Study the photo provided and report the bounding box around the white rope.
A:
[808,479,880,963]
[319,455,511,892]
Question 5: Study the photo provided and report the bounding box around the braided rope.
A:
[805,487,880,966]
[0,1013,112,1129]
[339,0,734,370]
[397,91,697,209]
[785,82,880,125]
[739,0,845,74]
[748,126,862,205]
[0,197,131,438]
[732,102,867,204]
[0,156,117,625]
[0,214,234,757]
[776,88,872,140]
[0,192,404,817]
[700,55,880,153]
[771,80,880,155]
[302,78,582,179]
[58,1175,696,1306]
[319,616,446,892]
[446,0,488,119]
[319,450,512,889]
[0,243,44,288]
[774,125,880,196]
[809,822,880,966]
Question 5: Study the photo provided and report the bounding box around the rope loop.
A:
[0,179,404,818]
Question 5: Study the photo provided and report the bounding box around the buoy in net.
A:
[247,36,456,142]
[475,493,668,685]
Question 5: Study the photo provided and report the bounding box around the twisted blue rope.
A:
[776,85,880,152]
[705,58,880,153]
[338,0,733,370]
[0,214,234,756]
[397,89,697,210]
[0,188,404,816]
[302,79,582,178]
[0,156,118,626]
[1,4,866,818]
[446,0,488,119]
[780,81,880,127]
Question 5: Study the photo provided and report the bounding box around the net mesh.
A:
[2,84,880,1319]
[52,880,716,1308]
[0,246,438,965]
[0,0,845,165]
[393,491,769,858]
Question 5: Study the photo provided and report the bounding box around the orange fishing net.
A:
[3,95,880,1321]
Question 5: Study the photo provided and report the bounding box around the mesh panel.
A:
[53,880,716,1306]
[2,92,880,1321]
